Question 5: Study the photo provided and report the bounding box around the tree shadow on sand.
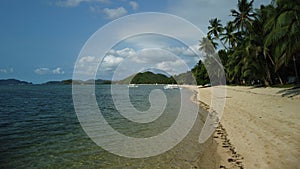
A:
[276,85,300,98]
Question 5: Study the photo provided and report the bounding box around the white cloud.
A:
[103,55,124,66]
[0,68,13,74]
[108,48,193,80]
[56,0,109,7]
[76,56,100,76]
[156,59,188,75]
[103,7,128,20]
[167,44,201,56]
[96,14,205,48]
[108,48,178,64]
[129,1,138,10]
[75,55,124,77]
[34,68,50,75]
[34,67,65,75]
[52,67,65,74]
[75,47,199,80]
[123,35,175,49]
[78,55,97,64]
[107,48,136,57]
[129,48,190,75]
[108,44,201,60]
[129,48,178,64]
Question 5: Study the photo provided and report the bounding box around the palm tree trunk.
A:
[277,74,283,85]
[266,66,273,86]
[263,78,270,86]
[293,55,299,83]
[219,39,228,50]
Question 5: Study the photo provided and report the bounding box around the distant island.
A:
[0,78,111,85]
[116,71,176,84]
[0,71,182,85]
[43,79,111,85]
[0,79,33,85]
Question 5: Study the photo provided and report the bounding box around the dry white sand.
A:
[195,85,300,169]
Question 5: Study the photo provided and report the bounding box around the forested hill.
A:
[0,79,32,85]
[117,71,176,84]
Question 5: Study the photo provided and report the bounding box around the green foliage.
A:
[201,0,300,86]
[191,60,210,86]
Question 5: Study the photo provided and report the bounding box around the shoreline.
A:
[193,85,300,169]
[184,85,243,169]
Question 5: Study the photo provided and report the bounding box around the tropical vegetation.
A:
[193,0,300,86]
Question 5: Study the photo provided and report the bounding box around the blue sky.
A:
[0,0,271,83]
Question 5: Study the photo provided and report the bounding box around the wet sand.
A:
[193,85,300,169]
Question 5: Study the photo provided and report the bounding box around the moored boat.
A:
[163,84,180,89]
[128,84,138,88]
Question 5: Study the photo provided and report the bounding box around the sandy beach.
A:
[193,85,300,169]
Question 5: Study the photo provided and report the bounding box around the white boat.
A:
[163,84,180,89]
[128,84,138,88]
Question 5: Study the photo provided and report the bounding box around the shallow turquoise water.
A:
[0,85,205,168]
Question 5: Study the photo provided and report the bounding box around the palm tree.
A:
[196,0,299,86]
[242,24,273,86]
[220,21,237,49]
[208,18,223,38]
[207,18,227,49]
[264,0,300,83]
[231,0,256,33]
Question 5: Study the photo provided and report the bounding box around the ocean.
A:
[0,85,208,168]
